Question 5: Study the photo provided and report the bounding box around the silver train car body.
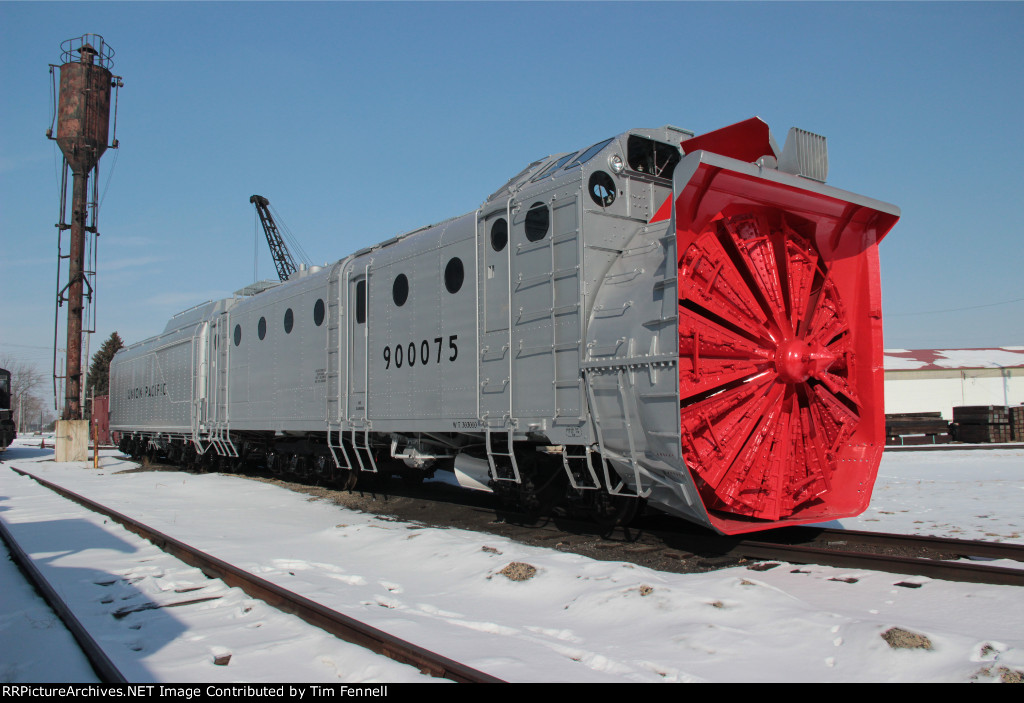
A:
[111,120,899,534]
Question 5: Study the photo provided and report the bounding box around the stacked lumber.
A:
[1011,406,1024,441]
[885,412,951,445]
[951,405,1011,443]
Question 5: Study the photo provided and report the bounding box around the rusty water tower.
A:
[47,34,123,421]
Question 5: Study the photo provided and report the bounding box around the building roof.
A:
[884,347,1024,371]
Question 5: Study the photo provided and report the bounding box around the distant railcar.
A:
[1,368,15,450]
[111,118,899,534]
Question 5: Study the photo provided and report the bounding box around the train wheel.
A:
[489,448,564,519]
[293,454,311,479]
[341,468,358,491]
[199,450,216,473]
[313,450,334,481]
[586,489,643,528]
[181,444,198,471]
[521,453,566,517]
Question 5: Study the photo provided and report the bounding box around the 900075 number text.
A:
[383,335,458,370]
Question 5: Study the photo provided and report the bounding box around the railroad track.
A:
[5,460,1022,685]
[209,465,1024,589]
[0,517,122,682]
[363,481,1024,588]
[361,477,1024,588]
[5,466,504,684]
[310,470,1024,588]
[718,527,1024,587]
[7,458,1020,683]
[490,513,1024,588]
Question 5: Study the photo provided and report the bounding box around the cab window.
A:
[566,138,614,169]
[531,152,578,182]
[627,135,681,179]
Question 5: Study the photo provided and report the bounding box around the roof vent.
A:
[779,128,828,182]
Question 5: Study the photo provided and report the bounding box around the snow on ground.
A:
[849,449,1024,543]
[1,439,1022,683]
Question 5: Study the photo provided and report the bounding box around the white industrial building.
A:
[883,347,1024,419]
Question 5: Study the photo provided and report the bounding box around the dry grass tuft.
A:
[881,627,933,650]
[499,562,537,581]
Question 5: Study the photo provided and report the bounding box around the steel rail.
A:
[768,525,1024,562]
[407,494,1024,588]
[727,539,1024,587]
[485,501,1024,587]
[342,483,1024,588]
[0,515,126,683]
[10,467,505,683]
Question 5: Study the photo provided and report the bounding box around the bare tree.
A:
[0,356,48,432]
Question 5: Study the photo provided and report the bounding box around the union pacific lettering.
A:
[127,383,168,400]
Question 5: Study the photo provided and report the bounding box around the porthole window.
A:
[233,324,242,347]
[393,274,409,307]
[525,202,549,242]
[284,308,294,334]
[589,171,617,207]
[313,299,325,327]
[258,317,267,340]
[490,218,508,252]
[356,281,366,324]
[444,257,464,294]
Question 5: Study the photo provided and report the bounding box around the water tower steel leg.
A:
[64,168,88,421]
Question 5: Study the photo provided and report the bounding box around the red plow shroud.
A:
[673,147,898,535]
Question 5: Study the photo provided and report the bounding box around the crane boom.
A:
[250,194,298,281]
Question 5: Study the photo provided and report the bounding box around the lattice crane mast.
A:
[250,194,298,282]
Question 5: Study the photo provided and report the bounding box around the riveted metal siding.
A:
[359,213,479,430]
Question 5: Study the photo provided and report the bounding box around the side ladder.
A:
[211,316,238,457]
[560,444,601,490]
[484,424,521,483]
[350,424,377,473]
[324,266,353,471]
[583,368,649,498]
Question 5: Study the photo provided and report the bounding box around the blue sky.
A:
[2,1,1023,382]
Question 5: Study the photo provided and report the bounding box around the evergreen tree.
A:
[86,331,124,398]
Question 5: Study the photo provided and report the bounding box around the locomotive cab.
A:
[580,119,899,533]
